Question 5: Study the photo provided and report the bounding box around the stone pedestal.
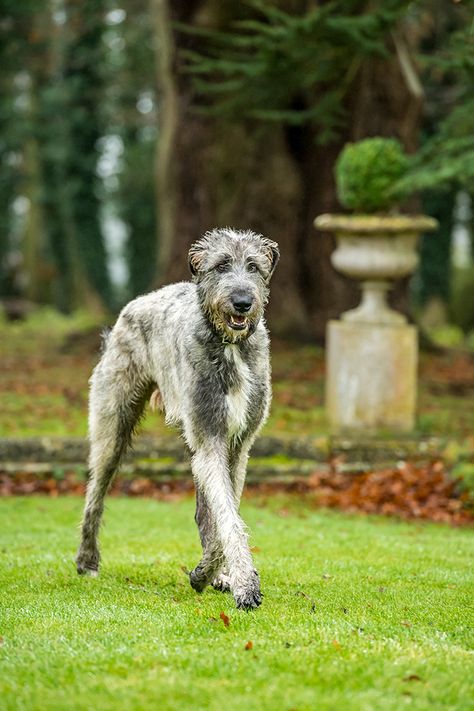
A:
[326,320,417,432]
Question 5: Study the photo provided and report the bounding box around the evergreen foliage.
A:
[405,9,474,308]
[400,23,474,195]
[416,189,455,307]
[0,0,38,297]
[0,0,115,312]
[62,0,115,311]
[179,0,474,194]
[179,0,411,144]
[120,132,157,298]
[114,0,157,299]
[335,138,408,213]
[0,0,472,318]
[179,0,473,315]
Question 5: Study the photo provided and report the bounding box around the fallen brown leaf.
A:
[0,456,472,527]
[220,611,230,628]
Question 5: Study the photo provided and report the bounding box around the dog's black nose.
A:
[231,295,253,313]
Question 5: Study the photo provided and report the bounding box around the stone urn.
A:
[314,212,438,433]
[314,214,438,324]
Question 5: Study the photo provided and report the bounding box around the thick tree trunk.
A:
[152,0,308,334]
[22,135,56,304]
[151,0,179,278]
[64,0,114,312]
[29,2,111,315]
[152,2,423,340]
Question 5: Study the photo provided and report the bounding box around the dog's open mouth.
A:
[227,314,249,331]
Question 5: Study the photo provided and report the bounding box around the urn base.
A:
[342,281,406,325]
[326,320,417,432]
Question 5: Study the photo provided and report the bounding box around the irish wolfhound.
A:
[76,227,279,610]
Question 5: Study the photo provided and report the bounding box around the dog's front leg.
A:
[190,439,261,610]
[212,439,255,593]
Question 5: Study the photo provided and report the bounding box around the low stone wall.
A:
[0,434,443,482]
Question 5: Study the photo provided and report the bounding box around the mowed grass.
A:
[2,308,474,442]
[1,497,473,711]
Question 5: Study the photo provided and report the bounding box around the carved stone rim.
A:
[314,213,438,234]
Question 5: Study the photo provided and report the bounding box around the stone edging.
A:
[0,435,444,481]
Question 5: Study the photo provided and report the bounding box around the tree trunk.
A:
[152,2,423,340]
[22,2,109,315]
[22,135,56,304]
[64,0,114,312]
[152,0,308,333]
[151,0,179,278]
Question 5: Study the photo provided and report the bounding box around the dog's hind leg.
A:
[190,488,225,593]
[76,358,151,575]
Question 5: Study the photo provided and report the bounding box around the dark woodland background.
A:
[1,0,473,341]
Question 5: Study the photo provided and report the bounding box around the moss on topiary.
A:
[335,137,408,213]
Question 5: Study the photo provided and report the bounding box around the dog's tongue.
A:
[232,314,246,325]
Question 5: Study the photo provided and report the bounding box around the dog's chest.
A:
[224,345,252,436]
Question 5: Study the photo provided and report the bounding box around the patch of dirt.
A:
[421,352,474,396]
[0,471,194,501]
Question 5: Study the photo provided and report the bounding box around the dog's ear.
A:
[188,239,206,279]
[261,238,280,282]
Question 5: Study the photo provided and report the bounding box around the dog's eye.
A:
[247,262,258,273]
[215,262,230,273]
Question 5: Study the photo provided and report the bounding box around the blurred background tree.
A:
[0,0,472,339]
[113,0,157,299]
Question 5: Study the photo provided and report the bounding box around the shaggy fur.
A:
[76,227,279,610]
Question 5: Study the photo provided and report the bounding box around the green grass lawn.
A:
[1,308,474,444]
[1,497,473,711]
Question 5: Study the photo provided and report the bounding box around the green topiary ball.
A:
[335,137,408,213]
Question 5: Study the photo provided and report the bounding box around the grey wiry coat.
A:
[76,228,279,609]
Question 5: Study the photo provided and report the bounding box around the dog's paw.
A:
[234,587,262,611]
[212,572,231,593]
[232,570,262,611]
[78,567,99,577]
[189,565,210,593]
[76,550,99,576]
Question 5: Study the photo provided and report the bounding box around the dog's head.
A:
[188,228,279,342]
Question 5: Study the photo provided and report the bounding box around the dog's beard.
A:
[205,303,259,343]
